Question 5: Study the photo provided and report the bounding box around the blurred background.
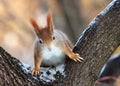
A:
[1,0,119,65]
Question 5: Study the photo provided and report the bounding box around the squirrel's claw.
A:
[76,57,82,62]
[71,53,83,62]
[78,56,84,60]
[32,68,40,75]
[73,59,77,62]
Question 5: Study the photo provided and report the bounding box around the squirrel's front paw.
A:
[32,67,40,75]
[71,53,83,62]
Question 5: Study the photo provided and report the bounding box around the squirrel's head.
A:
[30,11,55,50]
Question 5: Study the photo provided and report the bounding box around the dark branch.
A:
[0,0,120,86]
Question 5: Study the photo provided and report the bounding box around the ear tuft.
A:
[30,18,40,30]
[47,10,53,32]
[30,18,41,35]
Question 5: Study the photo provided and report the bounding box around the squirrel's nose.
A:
[48,48,51,51]
[46,43,51,51]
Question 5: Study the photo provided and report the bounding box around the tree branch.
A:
[67,0,120,85]
[0,0,120,86]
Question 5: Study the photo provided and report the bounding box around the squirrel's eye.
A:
[39,40,43,44]
[53,36,55,40]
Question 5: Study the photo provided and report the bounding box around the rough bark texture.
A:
[0,47,44,86]
[71,0,120,85]
[0,0,120,86]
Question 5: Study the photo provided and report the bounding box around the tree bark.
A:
[0,47,44,86]
[0,0,120,86]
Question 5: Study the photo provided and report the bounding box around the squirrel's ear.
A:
[30,18,41,35]
[47,11,53,33]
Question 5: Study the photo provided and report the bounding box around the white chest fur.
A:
[41,43,65,66]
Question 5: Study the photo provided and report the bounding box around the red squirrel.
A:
[30,11,83,75]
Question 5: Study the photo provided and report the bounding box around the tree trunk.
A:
[0,0,120,86]
[56,0,86,42]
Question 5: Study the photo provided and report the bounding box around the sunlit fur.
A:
[31,11,83,75]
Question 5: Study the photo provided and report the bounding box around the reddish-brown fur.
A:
[31,11,83,75]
